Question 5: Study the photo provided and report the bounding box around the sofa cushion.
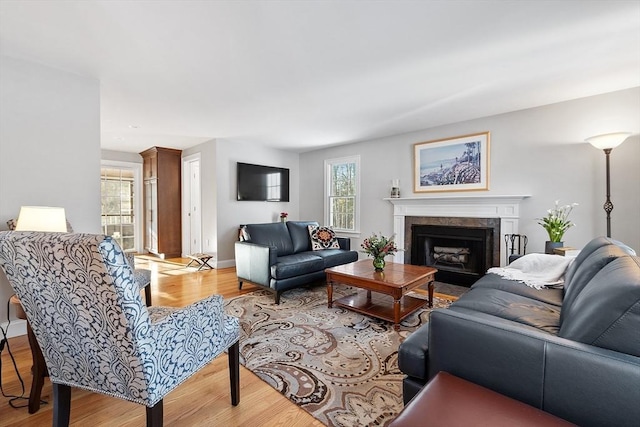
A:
[271,252,325,280]
[451,287,561,334]
[471,273,564,307]
[286,221,319,253]
[245,222,294,256]
[312,248,358,268]
[308,225,340,250]
[558,256,640,356]
[561,239,636,325]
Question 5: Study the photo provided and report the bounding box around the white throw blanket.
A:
[487,253,574,290]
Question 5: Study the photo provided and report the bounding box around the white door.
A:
[189,160,202,254]
[183,155,202,255]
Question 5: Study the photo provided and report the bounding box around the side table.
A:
[9,295,48,414]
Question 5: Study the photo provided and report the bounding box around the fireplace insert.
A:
[411,224,495,286]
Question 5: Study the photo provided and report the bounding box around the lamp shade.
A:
[586,132,631,150]
[15,206,67,232]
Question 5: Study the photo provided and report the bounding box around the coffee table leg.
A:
[327,280,333,308]
[428,280,434,308]
[393,298,401,331]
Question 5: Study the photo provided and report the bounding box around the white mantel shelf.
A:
[385,194,531,266]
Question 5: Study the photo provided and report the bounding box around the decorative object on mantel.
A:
[361,233,399,271]
[413,131,490,193]
[279,211,288,222]
[391,179,401,198]
[538,200,578,254]
[586,132,630,238]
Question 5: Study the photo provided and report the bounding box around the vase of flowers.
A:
[361,233,399,271]
[538,200,578,254]
[280,212,288,222]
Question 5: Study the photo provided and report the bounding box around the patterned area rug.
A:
[224,284,453,427]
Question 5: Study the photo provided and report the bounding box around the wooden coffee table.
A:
[326,260,437,330]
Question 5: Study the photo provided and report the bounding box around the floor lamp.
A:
[586,132,630,238]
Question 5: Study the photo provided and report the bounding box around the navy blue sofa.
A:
[234,221,358,303]
[398,237,640,426]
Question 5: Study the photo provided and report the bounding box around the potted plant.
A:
[538,200,578,254]
[361,233,399,271]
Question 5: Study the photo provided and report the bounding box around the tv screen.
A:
[237,162,290,202]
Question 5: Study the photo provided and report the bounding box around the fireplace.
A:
[387,195,529,272]
[410,223,497,286]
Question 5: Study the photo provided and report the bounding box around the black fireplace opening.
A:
[411,224,494,287]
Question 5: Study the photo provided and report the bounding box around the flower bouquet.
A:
[361,233,399,271]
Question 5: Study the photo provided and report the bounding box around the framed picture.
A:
[413,132,490,193]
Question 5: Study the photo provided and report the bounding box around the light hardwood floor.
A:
[0,258,325,427]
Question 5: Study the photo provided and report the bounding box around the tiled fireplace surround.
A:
[387,195,530,268]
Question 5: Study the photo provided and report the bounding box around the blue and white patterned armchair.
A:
[0,231,240,426]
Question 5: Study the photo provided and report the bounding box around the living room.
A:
[1,1,639,426]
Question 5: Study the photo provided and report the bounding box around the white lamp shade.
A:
[586,132,631,150]
[15,206,67,232]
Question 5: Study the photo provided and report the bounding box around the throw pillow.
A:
[308,225,340,250]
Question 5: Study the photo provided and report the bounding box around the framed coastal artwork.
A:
[413,132,490,193]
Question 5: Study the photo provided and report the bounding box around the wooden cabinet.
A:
[140,147,182,259]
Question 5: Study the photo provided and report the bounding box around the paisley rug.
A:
[224,284,453,427]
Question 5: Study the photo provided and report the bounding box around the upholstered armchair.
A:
[0,231,240,426]
[6,218,152,306]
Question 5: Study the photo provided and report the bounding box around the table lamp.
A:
[15,206,67,232]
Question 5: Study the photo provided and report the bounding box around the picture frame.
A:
[413,132,490,193]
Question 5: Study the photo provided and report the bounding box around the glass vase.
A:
[373,256,385,271]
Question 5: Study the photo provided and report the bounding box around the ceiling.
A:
[1,1,639,154]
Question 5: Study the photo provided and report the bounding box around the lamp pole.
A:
[586,132,630,239]
[603,148,613,238]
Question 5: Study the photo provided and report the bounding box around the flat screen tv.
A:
[237,162,290,202]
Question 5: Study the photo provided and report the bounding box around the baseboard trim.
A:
[216,259,236,269]
[1,318,27,338]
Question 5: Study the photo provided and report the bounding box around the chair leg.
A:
[52,383,71,427]
[275,291,281,305]
[146,400,163,427]
[144,284,152,306]
[228,340,240,406]
[238,280,243,290]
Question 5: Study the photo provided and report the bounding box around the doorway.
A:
[100,161,143,253]
[182,154,202,256]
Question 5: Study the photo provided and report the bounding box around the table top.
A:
[326,260,437,289]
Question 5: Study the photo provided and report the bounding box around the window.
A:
[101,166,136,251]
[324,155,360,233]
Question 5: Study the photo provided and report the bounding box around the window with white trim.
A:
[324,155,360,233]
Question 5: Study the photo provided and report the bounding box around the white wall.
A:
[300,87,640,255]
[0,55,101,335]
[215,139,299,266]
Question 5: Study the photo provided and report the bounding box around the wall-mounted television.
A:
[237,162,290,202]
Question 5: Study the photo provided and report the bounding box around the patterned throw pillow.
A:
[308,225,340,250]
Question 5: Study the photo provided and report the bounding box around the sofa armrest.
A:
[234,241,276,287]
[337,237,351,250]
[428,307,640,427]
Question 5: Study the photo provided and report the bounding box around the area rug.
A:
[224,284,453,427]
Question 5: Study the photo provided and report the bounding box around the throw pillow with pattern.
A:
[308,225,340,250]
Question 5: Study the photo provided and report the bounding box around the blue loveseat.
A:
[234,221,358,303]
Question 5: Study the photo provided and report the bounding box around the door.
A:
[183,155,202,255]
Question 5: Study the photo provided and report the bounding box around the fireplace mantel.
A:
[386,195,530,266]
